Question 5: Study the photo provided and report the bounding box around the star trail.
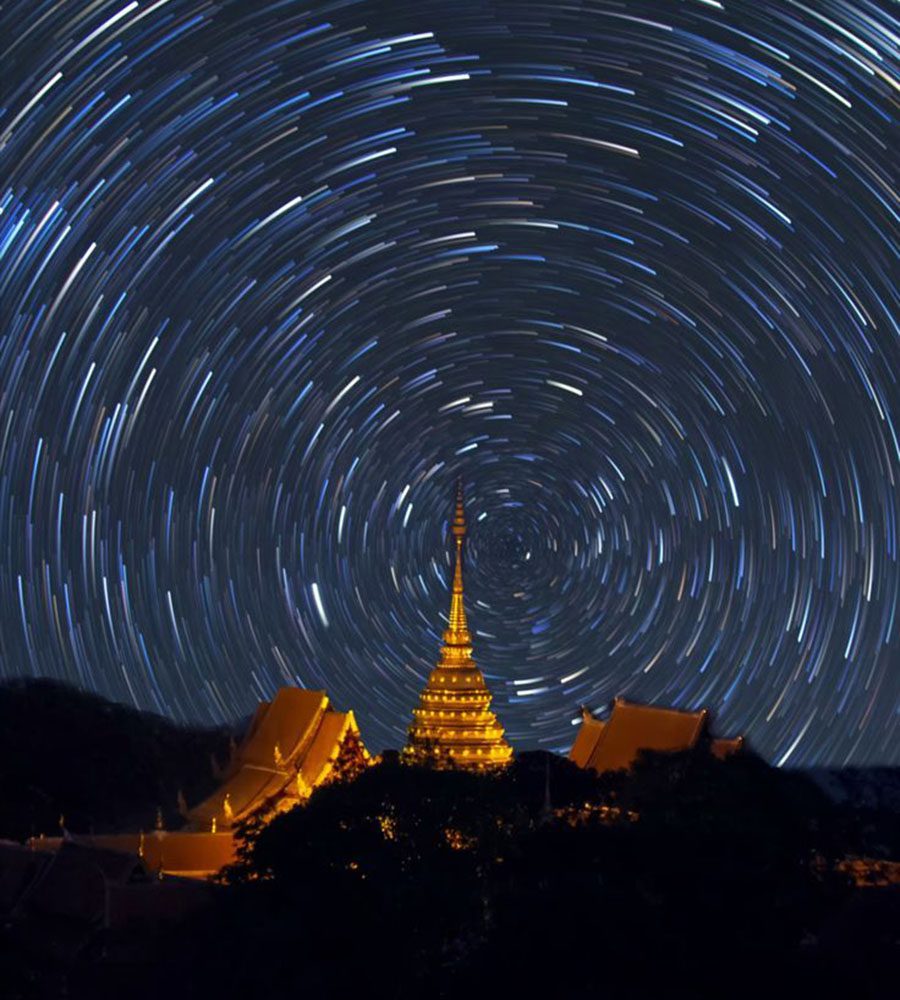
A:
[0,0,897,766]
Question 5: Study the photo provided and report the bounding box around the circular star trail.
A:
[1,0,897,766]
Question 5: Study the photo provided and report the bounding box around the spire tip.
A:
[451,477,466,540]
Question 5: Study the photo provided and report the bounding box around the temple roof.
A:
[711,736,745,759]
[234,687,328,769]
[569,711,606,768]
[186,686,362,829]
[570,697,742,773]
[33,832,237,879]
[27,686,366,882]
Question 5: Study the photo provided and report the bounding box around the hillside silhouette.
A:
[0,679,229,841]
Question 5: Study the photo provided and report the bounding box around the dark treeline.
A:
[160,748,897,1000]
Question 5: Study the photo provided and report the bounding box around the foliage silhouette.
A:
[166,746,897,1000]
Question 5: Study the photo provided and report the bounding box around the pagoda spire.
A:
[403,479,513,770]
[444,478,471,650]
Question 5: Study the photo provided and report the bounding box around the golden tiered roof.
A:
[570,698,744,773]
[404,480,513,770]
[186,687,365,831]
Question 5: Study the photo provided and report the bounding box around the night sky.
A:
[1,1,897,766]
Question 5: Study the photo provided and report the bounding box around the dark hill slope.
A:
[0,678,230,841]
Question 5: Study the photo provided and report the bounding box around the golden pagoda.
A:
[404,480,513,770]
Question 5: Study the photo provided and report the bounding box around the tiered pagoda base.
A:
[403,480,512,771]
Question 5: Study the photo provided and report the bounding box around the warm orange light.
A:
[402,482,512,771]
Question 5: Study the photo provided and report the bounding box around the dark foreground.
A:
[1,680,897,1000]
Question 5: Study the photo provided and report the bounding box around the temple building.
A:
[184,686,366,832]
[33,687,367,879]
[404,481,513,770]
[570,697,744,774]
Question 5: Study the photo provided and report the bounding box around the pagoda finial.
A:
[445,478,470,647]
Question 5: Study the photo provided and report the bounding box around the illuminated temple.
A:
[404,482,513,770]
[570,698,744,773]
[33,688,367,878]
